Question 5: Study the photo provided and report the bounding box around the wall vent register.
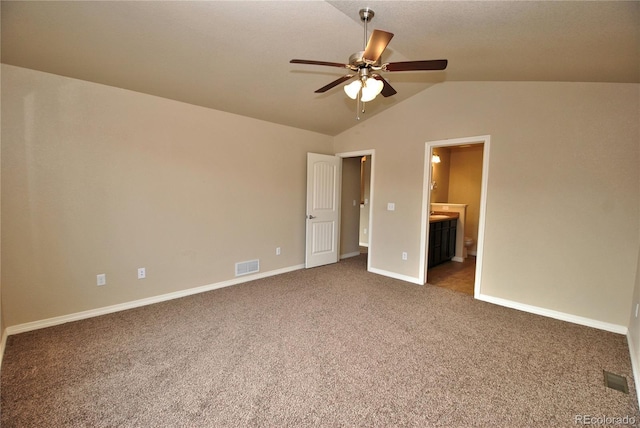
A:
[235,259,260,277]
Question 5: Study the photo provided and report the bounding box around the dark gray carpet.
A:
[2,255,638,427]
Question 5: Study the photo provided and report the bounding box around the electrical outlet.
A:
[364,228,367,235]
[387,203,395,211]
[137,268,146,279]
[97,274,106,286]
[276,247,281,256]
[402,252,408,261]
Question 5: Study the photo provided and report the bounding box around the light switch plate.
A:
[387,203,395,211]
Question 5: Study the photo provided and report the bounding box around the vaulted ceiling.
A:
[2,1,638,136]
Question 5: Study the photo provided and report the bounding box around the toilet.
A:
[463,236,474,258]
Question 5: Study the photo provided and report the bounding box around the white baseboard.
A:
[368,267,423,285]
[359,242,369,247]
[628,331,640,409]
[340,251,361,260]
[452,256,464,263]
[476,293,628,335]
[5,264,305,337]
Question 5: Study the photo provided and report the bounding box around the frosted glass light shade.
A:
[360,78,384,102]
[344,80,363,99]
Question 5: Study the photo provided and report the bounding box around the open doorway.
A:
[337,150,375,271]
[421,136,490,297]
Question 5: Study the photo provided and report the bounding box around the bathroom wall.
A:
[429,145,483,254]
[448,145,484,254]
[430,147,450,203]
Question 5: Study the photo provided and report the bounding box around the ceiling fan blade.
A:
[315,75,355,93]
[290,59,349,69]
[372,75,397,97]
[363,29,394,64]
[384,59,448,72]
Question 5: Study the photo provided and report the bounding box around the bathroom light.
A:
[430,153,440,190]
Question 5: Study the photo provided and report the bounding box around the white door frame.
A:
[420,135,490,297]
[336,149,375,272]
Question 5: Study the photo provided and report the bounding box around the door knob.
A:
[307,215,316,219]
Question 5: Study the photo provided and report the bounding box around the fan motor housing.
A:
[349,51,381,69]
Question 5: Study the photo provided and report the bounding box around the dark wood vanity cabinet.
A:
[428,218,457,268]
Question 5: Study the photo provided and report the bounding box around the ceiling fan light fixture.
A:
[360,77,384,102]
[344,79,362,99]
[289,7,447,119]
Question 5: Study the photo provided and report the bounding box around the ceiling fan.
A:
[290,8,447,118]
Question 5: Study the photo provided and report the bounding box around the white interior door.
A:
[306,153,341,268]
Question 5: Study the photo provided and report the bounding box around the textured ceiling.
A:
[2,1,638,136]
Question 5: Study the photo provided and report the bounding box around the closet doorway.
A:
[338,150,375,271]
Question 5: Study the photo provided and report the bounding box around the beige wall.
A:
[628,133,640,392]
[1,65,332,327]
[333,81,639,328]
[630,243,640,391]
[2,66,639,336]
[340,157,361,257]
[0,60,4,349]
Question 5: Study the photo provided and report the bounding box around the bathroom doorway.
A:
[421,136,490,297]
